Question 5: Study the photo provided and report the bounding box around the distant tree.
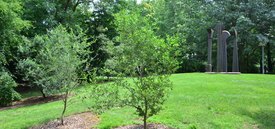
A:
[0,0,30,78]
[21,0,92,37]
[84,0,125,75]
[0,0,30,105]
[21,0,128,78]
[17,58,46,97]
[151,0,212,72]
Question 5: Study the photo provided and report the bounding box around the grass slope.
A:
[0,73,274,129]
[98,73,275,129]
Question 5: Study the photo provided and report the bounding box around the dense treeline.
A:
[0,0,274,105]
[152,0,275,73]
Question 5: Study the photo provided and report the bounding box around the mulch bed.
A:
[0,95,64,111]
[30,112,99,129]
[115,124,173,129]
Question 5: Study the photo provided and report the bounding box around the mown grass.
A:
[98,73,275,129]
[0,73,274,129]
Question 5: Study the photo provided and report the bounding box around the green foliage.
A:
[18,25,89,96]
[18,25,89,124]
[151,0,212,72]
[0,0,30,73]
[87,83,121,114]
[111,9,178,76]
[0,72,21,106]
[84,0,124,72]
[91,7,178,128]
[21,0,92,36]
[120,76,172,117]
[17,58,42,87]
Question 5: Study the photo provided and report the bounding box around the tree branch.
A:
[64,0,71,12]
[72,0,80,12]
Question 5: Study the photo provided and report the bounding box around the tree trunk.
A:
[61,90,69,125]
[262,46,265,74]
[207,29,213,72]
[143,97,148,129]
[72,0,80,12]
[64,0,71,12]
[267,42,273,73]
[40,89,46,98]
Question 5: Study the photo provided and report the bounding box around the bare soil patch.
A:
[30,112,99,129]
[242,122,259,129]
[115,124,173,129]
[0,95,64,111]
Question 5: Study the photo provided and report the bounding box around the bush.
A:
[0,72,21,106]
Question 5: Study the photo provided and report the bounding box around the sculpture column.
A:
[222,30,231,72]
[215,23,224,72]
[207,29,214,72]
[232,28,239,72]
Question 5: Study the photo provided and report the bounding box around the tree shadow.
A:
[0,94,64,111]
[239,108,275,129]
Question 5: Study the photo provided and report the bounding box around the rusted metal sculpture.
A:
[207,23,239,73]
[207,28,214,72]
[221,30,231,72]
[215,23,230,72]
[232,28,239,72]
[215,23,223,72]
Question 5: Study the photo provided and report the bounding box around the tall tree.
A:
[152,0,213,72]
[22,0,92,37]
[83,0,131,76]
[0,0,30,82]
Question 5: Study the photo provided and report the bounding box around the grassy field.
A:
[0,73,274,129]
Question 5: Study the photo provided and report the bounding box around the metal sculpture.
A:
[207,29,214,72]
[232,28,239,72]
[207,23,239,73]
[221,30,231,72]
[215,23,223,72]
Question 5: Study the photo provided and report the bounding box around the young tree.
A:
[18,26,89,124]
[99,7,178,128]
[43,26,88,125]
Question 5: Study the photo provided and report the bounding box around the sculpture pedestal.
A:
[205,72,241,74]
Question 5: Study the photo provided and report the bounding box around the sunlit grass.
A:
[0,73,274,129]
[98,73,275,129]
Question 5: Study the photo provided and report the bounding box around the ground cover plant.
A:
[0,73,274,129]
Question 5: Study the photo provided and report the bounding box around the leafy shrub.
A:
[90,9,179,129]
[0,72,21,106]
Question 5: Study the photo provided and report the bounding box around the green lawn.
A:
[0,73,274,129]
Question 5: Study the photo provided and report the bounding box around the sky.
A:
[137,0,142,4]
[94,0,142,4]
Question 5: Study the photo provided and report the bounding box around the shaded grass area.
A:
[0,73,274,129]
[20,90,42,99]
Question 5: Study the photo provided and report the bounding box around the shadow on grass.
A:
[0,95,64,111]
[239,108,275,129]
